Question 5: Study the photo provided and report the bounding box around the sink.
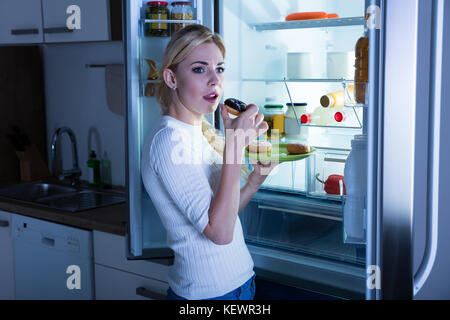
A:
[0,181,125,212]
[0,182,77,202]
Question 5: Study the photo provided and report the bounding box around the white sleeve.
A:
[149,128,212,234]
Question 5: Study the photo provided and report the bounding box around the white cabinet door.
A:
[95,264,168,300]
[0,211,15,299]
[93,230,169,282]
[42,0,110,43]
[0,0,44,44]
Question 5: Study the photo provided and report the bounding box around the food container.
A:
[285,103,308,140]
[171,1,194,34]
[263,104,286,137]
[326,52,355,80]
[287,52,326,79]
[146,1,170,37]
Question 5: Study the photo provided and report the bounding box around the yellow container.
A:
[263,104,286,137]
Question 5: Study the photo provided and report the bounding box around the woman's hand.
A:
[247,159,279,191]
[220,103,268,151]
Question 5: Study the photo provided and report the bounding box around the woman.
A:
[141,24,278,300]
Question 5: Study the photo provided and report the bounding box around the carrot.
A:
[327,13,340,19]
[285,12,328,21]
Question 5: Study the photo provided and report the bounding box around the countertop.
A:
[0,179,128,236]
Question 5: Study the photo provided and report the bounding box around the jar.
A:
[285,103,308,140]
[263,104,286,137]
[171,1,194,34]
[146,1,170,37]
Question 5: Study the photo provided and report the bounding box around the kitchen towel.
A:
[105,64,125,117]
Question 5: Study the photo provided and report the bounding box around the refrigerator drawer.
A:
[307,148,349,200]
[240,199,364,266]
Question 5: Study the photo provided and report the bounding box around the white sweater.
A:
[141,115,254,300]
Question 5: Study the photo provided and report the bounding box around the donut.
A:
[248,140,272,153]
[287,142,310,155]
[225,98,247,116]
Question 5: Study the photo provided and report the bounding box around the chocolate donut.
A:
[224,98,247,116]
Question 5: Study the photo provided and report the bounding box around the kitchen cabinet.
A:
[93,230,169,300]
[0,0,44,45]
[0,211,15,299]
[0,0,121,45]
[42,0,121,43]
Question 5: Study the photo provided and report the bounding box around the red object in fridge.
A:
[316,173,347,195]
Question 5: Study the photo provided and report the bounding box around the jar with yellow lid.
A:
[146,1,170,37]
[171,1,194,34]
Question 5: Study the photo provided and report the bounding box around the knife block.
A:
[15,144,51,182]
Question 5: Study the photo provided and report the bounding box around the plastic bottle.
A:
[320,85,354,108]
[101,151,112,188]
[300,106,345,126]
[87,150,101,187]
[343,135,367,243]
[355,17,369,104]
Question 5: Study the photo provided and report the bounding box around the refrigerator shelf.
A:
[295,123,362,130]
[250,16,365,32]
[142,19,200,24]
[242,78,355,83]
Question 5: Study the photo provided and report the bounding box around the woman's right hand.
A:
[220,103,268,151]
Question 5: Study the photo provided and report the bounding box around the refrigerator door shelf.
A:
[251,16,366,32]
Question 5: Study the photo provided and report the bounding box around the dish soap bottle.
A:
[87,150,100,187]
[101,151,112,188]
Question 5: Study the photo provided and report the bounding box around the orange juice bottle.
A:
[320,85,354,108]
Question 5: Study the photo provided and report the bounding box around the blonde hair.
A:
[156,24,249,178]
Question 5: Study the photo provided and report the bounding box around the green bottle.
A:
[101,151,112,188]
[87,150,101,187]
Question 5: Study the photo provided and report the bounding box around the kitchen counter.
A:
[0,180,128,236]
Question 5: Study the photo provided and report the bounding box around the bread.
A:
[248,140,272,153]
[225,98,247,116]
[287,142,310,155]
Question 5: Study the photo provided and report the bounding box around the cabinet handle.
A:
[44,27,74,34]
[136,287,166,300]
[0,220,9,227]
[11,28,39,35]
[41,236,55,247]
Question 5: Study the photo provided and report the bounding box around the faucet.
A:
[51,127,82,186]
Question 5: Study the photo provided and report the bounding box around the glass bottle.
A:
[171,1,194,34]
[146,1,170,37]
[87,150,101,187]
[355,17,369,104]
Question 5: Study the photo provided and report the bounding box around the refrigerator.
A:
[123,0,450,299]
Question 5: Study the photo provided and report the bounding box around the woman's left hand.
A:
[247,159,279,190]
